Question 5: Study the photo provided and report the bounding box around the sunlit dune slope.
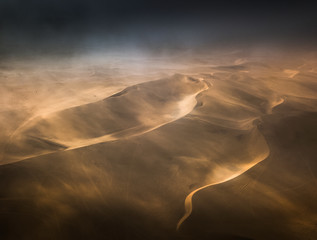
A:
[2,74,208,164]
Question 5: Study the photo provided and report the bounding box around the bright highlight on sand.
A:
[176,153,270,230]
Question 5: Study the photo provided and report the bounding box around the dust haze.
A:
[1,0,317,239]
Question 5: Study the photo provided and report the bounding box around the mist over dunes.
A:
[0,50,317,239]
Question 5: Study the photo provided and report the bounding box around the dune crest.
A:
[176,75,289,230]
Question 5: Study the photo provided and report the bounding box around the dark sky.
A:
[1,0,317,56]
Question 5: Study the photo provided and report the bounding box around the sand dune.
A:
[0,51,316,239]
[2,74,208,164]
[175,91,288,230]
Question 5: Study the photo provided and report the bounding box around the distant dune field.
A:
[0,50,316,239]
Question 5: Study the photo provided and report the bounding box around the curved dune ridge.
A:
[176,149,269,230]
[176,85,288,230]
[1,74,209,165]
